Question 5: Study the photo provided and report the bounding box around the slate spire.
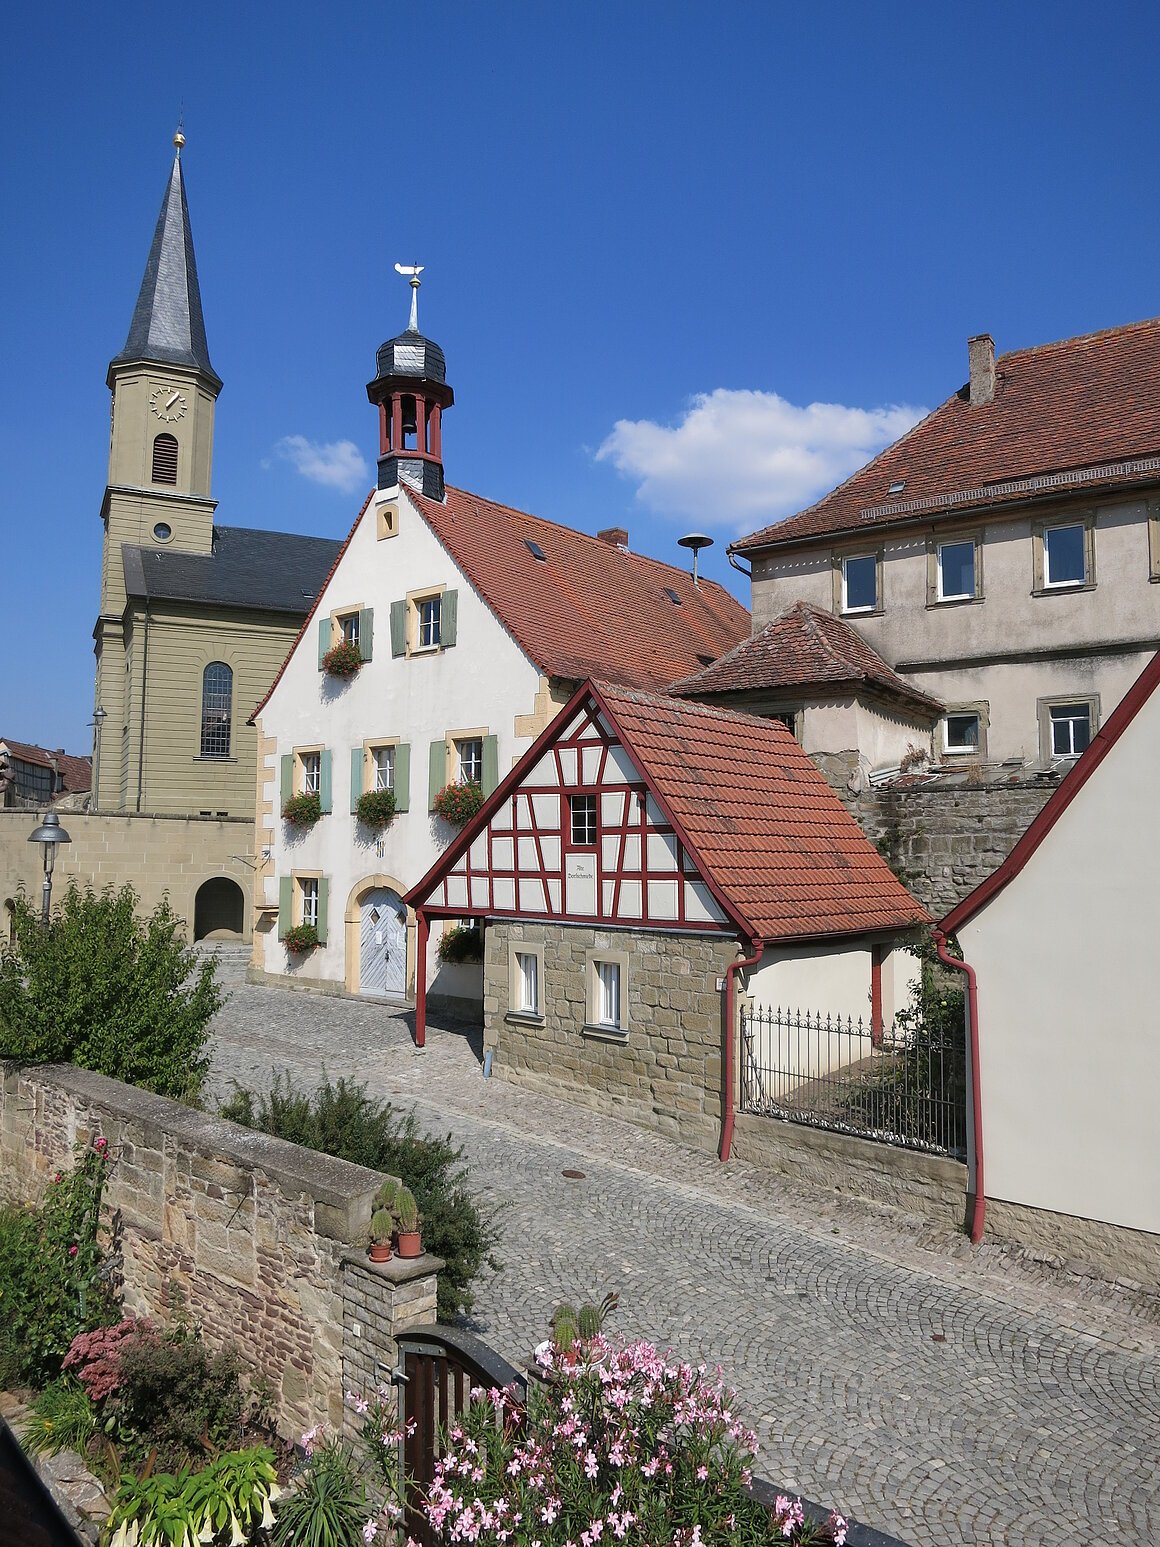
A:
[109,134,221,390]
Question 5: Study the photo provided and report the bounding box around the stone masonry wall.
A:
[485,921,737,1150]
[851,784,1057,915]
[0,1064,439,1436]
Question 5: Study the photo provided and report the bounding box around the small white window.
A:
[1044,524,1087,587]
[841,554,878,613]
[418,596,442,649]
[1049,704,1091,757]
[372,746,394,791]
[943,714,980,755]
[300,877,319,927]
[515,951,539,1014]
[595,961,621,1026]
[570,794,598,846]
[937,539,976,600]
[339,612,360,647]
[301,752,321,793]
[457,737,483,785]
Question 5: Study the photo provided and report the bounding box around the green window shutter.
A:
[280,754,293,805]
[358,607,374,662]
[277,876,292,940]
[390,599,407,657]
[316,878,330,944]
[319,749,333,814]
[394,742,411,812]
[317,618,331,669]
[428,739,448,810]
[441,589,458,648]
[481,733,499,796]
[350,747,364,813]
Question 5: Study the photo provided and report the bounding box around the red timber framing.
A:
[419,694,733,934]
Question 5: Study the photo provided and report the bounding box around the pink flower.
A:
[68,1245,78,1257]
[94,1137,108,1153]
[363,1523,379,1543]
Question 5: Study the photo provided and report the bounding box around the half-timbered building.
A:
[407,680,928,1154]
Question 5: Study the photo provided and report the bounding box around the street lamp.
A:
[91,706,107,811]
[28,812,71,925]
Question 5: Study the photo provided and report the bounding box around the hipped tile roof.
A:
[670,601,942,716]
[0,739,91,794]
[593,683,928,941]
[735,317,1160,552]
[409,485,750,691]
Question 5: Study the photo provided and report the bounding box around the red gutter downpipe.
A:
[414,910,429,1050]
[932,928,985,1245]
[720,937,765,1162]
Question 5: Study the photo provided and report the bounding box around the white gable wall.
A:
[958,683,1160,1235]
[256,486,543,991]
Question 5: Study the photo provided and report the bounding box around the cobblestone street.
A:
[208,977,1159,1547]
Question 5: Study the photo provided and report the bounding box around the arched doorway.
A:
[193,877,245,940]
[358,888,407,998]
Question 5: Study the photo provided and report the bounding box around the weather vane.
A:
[394,262,424,332]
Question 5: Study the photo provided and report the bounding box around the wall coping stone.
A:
[2,1062,386,1241]
[342,1251,446,1283]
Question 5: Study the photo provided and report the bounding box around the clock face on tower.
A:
[149,385,188,422]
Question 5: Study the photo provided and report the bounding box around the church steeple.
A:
[108,133,221,390]
[366,264,454,501]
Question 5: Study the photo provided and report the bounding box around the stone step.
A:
[194,939,251,986]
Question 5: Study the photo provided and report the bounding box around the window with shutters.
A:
[300,876,319,928]
[417,595,441,649]
[392,587,457,656]
[372,745,394,790]
[151,433,178,485]
[301,751,321,794]
[339,611,360,648]
[199,662,232,758]
[455,737,483,785]
[320,607,373,666]
[354,739,410,814]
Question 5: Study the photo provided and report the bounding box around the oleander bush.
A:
[0,883,221,1102]
[219,1074,500,1319]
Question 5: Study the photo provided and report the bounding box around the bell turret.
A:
[366,264,453,501]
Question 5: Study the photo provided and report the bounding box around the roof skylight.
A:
[525,539,547,561]
[888,479,906,495]
[663,587,682,605]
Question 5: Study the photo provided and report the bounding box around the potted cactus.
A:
[394,1184,422,1258]
[368,1208,394,1263]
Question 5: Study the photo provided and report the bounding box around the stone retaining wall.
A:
[0,1063,439,1436]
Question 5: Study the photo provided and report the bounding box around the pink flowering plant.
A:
[424,1338,848,1547]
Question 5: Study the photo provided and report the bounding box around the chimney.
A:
[597,526,629,549]
[968,333,996,406]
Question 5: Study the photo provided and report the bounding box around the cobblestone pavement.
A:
[207,980,1160,1547]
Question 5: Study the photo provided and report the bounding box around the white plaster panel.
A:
[617,880,642,918]
[493,877,515,910]
[603,744,635,783]
[646,794,666,827]
[558,747,578,785]
[601,791,628,826]
[517,836,539,869]
[470,876,490,909]
[577,718,602,739]
[526,755,557,787]
[647,878,680,919]
[450,855,467,875]
[491,836,514,870]
[469,837,488,869]
[518,878,547,912]
[491,799,514,832]
[546,878,562,911]
[601,836,621,870]
[531,793,561,828]
[595,713,615,737]
[602,881,616,912]
[445,875,468,909]
[622,834,641,871]
[685,880,727,924]
[539,837,561,870]
[565,853,597,914]
[581,745,602,783]
[647,830,679,872]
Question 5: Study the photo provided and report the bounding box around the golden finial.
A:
[173,110,185,154]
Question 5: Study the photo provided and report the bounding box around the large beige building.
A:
[728,321,1160,776]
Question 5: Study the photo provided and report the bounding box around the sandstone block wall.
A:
[0,1064,439,1436]
[851,784,1056,915]
[485,921,736,1149]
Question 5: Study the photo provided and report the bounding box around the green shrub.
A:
[220,1075,500,1319]
[116,1325,247,1471]
[273,1439,366,1547]
[106,1444,279,1547]
[22,1378,97,1457]
[0,1140,118,1389]
[355,788,397,831]
[0,882,221,1102]
[436,924,483,964]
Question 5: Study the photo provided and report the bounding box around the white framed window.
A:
[937,539,977,601]
[418,595,442,649]
[1043,523,1087,587]
[456,737,484,785]
[339,611,360,648]
[841,553,878,613]
[300,876,319,928]
[943,713,980,756]
[1039,698,1097,761]
[516,950,539,1014]
[301,751,321,794]
[570,793,598,846]
[595,960,621,1026]
[372,745,394,791]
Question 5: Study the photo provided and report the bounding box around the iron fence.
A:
[739,1004,966,1159]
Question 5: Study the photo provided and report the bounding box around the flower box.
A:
[282,792,322,828]
[433,780,485,826]
[321,639,362,677]
[356,788,397,832]
[282,923,320,953]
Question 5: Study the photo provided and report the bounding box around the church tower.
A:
[94,132,222,808]
[366,266,454,501]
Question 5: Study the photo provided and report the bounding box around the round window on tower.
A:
[153,522,173,542]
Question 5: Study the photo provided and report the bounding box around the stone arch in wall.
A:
[193,876,245,940]
[344,873,415,996]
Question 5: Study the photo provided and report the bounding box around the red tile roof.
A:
[669,601,942,716]
[597,683,929,941]
[409,485,750,691]
[0,739,91,794]
[735,317,1160,553]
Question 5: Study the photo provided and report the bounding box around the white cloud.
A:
[595,389,926,532]
[275,435,369,494]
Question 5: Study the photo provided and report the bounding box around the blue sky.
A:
[4,2,1160,750]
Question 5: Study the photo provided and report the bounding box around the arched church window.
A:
[200,662,233,758]
[152,432,179,485]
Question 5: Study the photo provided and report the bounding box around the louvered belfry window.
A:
[152,432,179,484]
[200,662,233,757]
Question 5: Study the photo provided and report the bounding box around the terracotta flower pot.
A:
[396,1229,422,1258]
[368,1242,392,1263]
